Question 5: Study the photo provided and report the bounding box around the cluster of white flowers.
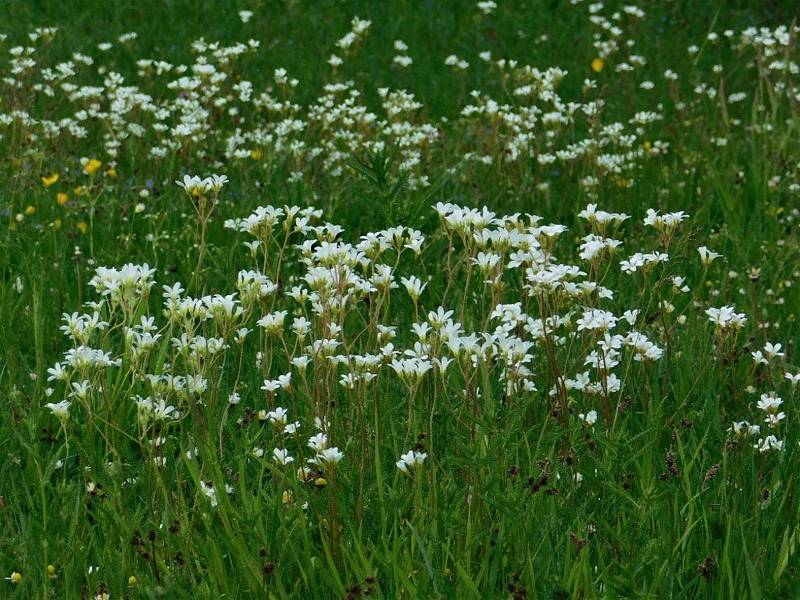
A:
[46,173,794,497]
[5,11,797,204]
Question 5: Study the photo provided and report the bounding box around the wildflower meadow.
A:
[2,1,800,597]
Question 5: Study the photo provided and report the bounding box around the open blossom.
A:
[577,309,617,332]
[756,392,783,414]
[401,275,426,302]
[45,400,71,419]
[396,450,427,474]
[310,447,344,467]
[81,157,102,175]
[764,342,784,360]
[729,421,760,437]
[176,174,227,197]
[643,208,689,232]
[578,203,629,226]
[261,373,291,392]
[705,306,747,329]
[754,435,784,452]
[176,174,208,197]
[267,407,289,426]
[307,433,328,452]
[206,174,229,193]
[272,448,295,465]
[698,246,722,266]
[620,251,668,274]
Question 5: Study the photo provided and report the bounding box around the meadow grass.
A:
[1,1,800,598]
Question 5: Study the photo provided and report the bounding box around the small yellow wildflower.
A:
[591,57,604,73]
[53,218,62,229]
[41,173,59,187]
[128,575,138,586]
[82,158,102,176]
[57,192,69,205]
[77,222,88,234]
[250,148,263,160]
[73,186,87,197]
[24,205,36,215]
[643,140,652,151]
[314,477,327,488]
[8,571,22,584]
[106,167,117,178]
[282,490,294,504]
[47,564,56,578]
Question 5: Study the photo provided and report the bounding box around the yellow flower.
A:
[47,565,56,579]
[57,192,69,205]
[106,167,117,178]
[314,477,327,488]
[282,490,294,504]
[77,222,88,234]
[41,172,59,187]
[250,148,263,160]
[591,58,604,73]
[53,218,62,229]
[74,186,87,196]
[83,158,102,176]
[8,571,22,584]
[613,176,633,188]
[24,205,36,215]
[128,575,138,586]
[643,140,652,151]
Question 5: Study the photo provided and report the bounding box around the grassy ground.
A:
[2,0,800,598]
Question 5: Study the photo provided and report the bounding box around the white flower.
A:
[785,373,800,386]
[176,174,209,197]
[272,448,295,465]
[578,410,597,426]
[45,400,71,420]
[643,208,689,232]
[307,433,328,452]
[284,421,301,435]
[754,435,784,452]
[206,174,229,193]
[764,342,784,360]
[698,246,722,266]
[401,275,426,302]
[396,450,427,474]
[311,447,344,467]
[756,392,782,414]
[200,481,218,507]
[267,407,289,426]
[706,306,747,329]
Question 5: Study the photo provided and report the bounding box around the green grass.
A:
[2,0,800,598]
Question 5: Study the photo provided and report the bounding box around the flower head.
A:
[396,450,427,474]
[82,158,102,176]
